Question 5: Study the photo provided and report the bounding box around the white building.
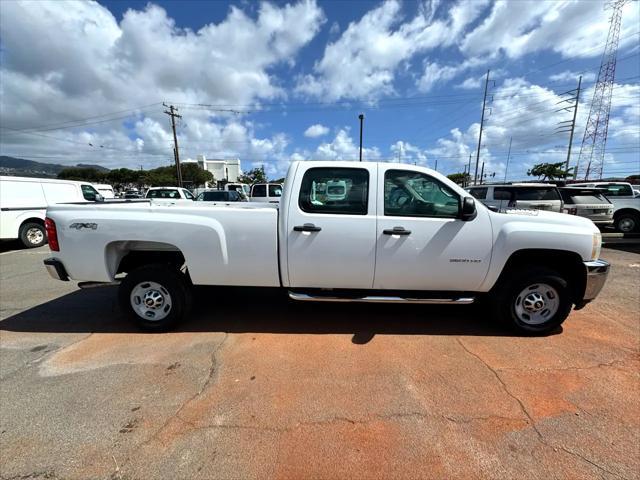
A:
[188,155,241,183]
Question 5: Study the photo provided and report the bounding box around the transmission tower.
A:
[574,0,629,180]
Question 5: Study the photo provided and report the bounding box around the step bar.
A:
[288,292,475,305]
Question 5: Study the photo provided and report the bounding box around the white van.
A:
[250,183,283,203]
[93,184,115,199]
[0,176,102,248]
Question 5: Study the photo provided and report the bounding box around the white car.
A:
[43,161,609,335]
[0,175,102,248]
[571,182,640,232]
[145,187,195,200]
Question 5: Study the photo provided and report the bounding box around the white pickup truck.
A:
[43,161,609,335]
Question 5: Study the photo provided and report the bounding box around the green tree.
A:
[58,167,107,182]
[237,167,267,185]
[181,163,213,186]
[527,162,572,181]
[447,172,470,185]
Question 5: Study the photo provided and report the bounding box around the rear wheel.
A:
[119,264,193,331]
[615,212,639,233]
[491,267,573,335]
[19,222,47,248]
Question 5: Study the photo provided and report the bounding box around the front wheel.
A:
[491,267,573,335]
[119,264,193,331]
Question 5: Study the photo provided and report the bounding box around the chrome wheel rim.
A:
[618,217,635,233]
[26,227,44,245]
[130,281,172,321]
[514,283,559,325]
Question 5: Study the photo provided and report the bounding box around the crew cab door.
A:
[286,163,377,289]
[374,166,492,291]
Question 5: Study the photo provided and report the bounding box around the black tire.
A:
[118,264,193,332]
[614,212,639,233]
[19,222,47,248]
[490,267,573,335]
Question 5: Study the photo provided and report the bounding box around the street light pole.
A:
[358,114,364,162]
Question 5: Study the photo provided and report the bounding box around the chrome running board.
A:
[288,292,475,305]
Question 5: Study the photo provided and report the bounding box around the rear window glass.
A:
[199,191,226,201]
[468,187,487,200]
[560,191,609,204]
[299,167,369,215]
[515,188,560,201]
[603,184,633,196]
[252,185,266,197]
[269,185,282,197]
[147,189,180,199]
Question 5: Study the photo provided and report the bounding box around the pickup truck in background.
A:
[43,161,609,335]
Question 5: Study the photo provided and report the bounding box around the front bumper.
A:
[575,259,610,308]
[44,258,69,281]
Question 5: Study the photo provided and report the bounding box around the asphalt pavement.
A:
[0,242,639,480]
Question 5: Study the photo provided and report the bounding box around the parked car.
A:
[124,190,142,199]
[466,184,563,212]
[44,161,608,335]
[145,187,194,200]
[251,183,283,203]
[0,175,102,248]
[93,184,115,199]
[558,187,613,226]
[572,182,636,198]
[195,190,245,202]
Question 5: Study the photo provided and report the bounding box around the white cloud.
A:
[390,141,429,165]
[304,124,330,138]
[0,0,324,169]
[460,0,640,60]
[548,70,597,83]
[296,0,490,100]
[314,128,381,160]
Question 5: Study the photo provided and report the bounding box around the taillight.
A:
[45,217,59,251]
[566,207,577,215]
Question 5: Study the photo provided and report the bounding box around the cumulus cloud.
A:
[0,0,324,169]
[314,128,381,160]
[460,0,640,60]
[296,0,490,100]
[304,124,330,138]
[548,70,597,83]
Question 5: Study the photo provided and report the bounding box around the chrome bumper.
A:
[582,259,610,302]
[44,258,69,281]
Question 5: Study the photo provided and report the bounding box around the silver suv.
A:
[466,184,563,212]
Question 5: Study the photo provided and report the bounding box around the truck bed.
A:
[46,202,281,287]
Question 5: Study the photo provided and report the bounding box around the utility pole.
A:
[358,114,364,162]
[504,137,512,183]
[163,103,183,187]
[555,76,582,179]
[479,161,485,185]
[474,70,490,185]
[434,159,438,172]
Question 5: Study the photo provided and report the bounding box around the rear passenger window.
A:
[469,187,487,200]
[269,185,282,197]
[81,185,99,201]
[252,185,266,197]
[384,170,459,218]
[299,167,369,215]
[516,188,560,201]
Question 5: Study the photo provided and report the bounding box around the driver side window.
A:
[384,170,459,218]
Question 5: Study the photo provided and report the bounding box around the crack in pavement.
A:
[456,338,629,480]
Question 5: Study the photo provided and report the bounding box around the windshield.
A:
[198,191,226,201]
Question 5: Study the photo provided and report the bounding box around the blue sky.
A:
[0,0,638,180]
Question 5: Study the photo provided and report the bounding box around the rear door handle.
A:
[294,223,322,232]
[383,227,411,236]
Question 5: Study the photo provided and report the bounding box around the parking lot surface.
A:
[1,242,639,480]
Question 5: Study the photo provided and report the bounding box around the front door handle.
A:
[294,223,322,232]
[383,226,411,236]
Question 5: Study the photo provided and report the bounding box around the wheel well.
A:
[495,249,586,303]
[106,241,186,277]
[613,208,639,219]
[20,217,45,230]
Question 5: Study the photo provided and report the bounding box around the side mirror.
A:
[460,197,477,221]
[487,205,499,213]
[95,194,104,202]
